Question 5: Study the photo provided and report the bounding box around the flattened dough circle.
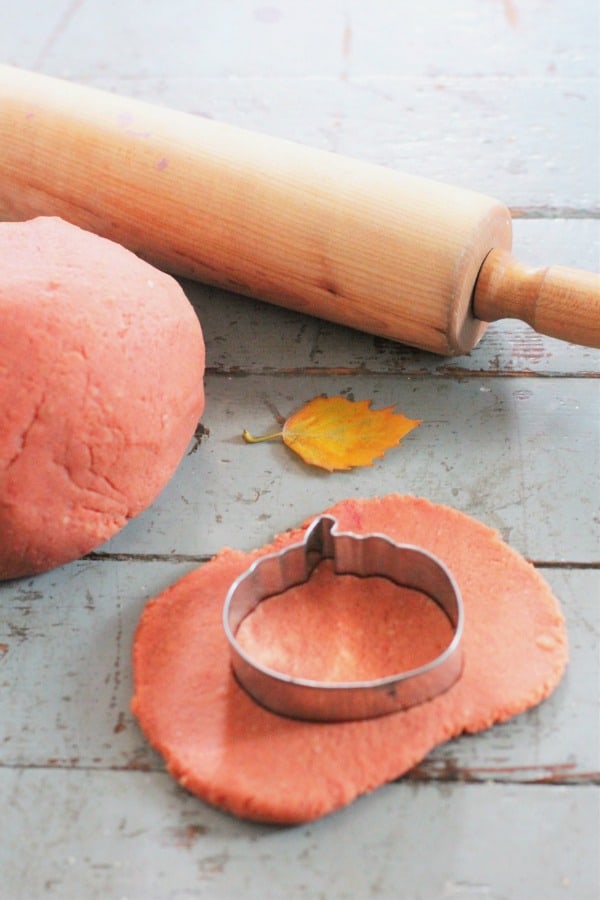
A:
[132,495,567,824]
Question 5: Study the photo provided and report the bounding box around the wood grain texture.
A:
[192,219,600,376]
[28,73,597,212]
[1,0,598,897]
[0,65,516,354]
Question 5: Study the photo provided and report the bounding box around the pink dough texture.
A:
[0,217,205,579]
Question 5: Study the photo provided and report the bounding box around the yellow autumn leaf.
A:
[243,395,420,471]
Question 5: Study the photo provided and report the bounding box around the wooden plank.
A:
[0,0,73,69]
[192,219,600,377]
[95,374,600,561]
[2,770,598,900]
[417,569,600,783]
[0,559,178,771]
[29,0,599,79]
[1,562,597,781]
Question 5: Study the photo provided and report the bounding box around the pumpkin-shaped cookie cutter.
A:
[223,515,464,721]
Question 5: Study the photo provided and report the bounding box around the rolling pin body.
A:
[0,65,597,355]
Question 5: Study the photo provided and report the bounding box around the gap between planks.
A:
[2,759,596,787]
[204,366,600,378]
[84,552,598,569]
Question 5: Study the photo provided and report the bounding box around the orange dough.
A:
[0,217,205,579]
[131,495,568,824]
[236,568,454,681]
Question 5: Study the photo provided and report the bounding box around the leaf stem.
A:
[242,428,284,444]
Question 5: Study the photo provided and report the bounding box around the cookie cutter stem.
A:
[223,515,463,722]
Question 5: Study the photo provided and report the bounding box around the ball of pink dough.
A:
[0,217,206,579]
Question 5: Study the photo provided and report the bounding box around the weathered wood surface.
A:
[97,374,598,562]
[2,772,598,900]
[1,1,599,898]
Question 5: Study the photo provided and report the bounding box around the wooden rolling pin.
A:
[0,65,598,355]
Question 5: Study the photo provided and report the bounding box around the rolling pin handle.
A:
[473,248,600,348]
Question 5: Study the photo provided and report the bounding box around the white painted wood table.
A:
[1,2,598,898]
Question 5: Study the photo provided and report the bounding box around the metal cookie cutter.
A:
[223,515,464,722]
